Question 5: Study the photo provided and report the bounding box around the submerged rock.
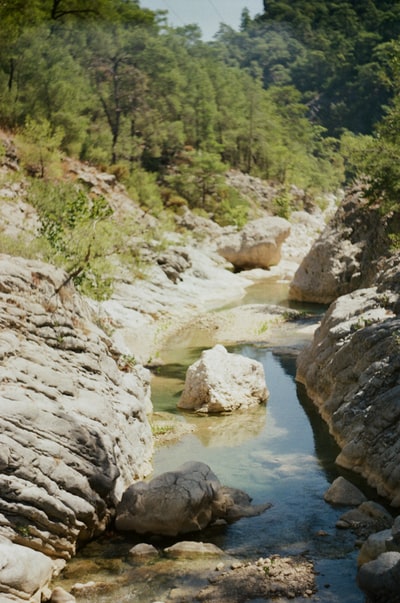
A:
[115,461,271,536]
[178,344,269,414]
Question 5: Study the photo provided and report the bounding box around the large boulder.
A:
[357,552,400,603]
[115,461,271,536]
[289,185,391,304]
[217,216,290,270]
[0,255,153,562]
[177,344,269,413]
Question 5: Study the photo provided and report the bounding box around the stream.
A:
[54,278,371,602]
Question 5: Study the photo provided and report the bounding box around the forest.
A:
[1,0,400,295]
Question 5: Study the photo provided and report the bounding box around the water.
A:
[150,346,365,602]
[53,278,368,602]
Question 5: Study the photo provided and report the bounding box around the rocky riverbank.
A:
[290,184,400,601]
[0,150,332,601]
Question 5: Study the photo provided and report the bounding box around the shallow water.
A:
[54,278,370,602]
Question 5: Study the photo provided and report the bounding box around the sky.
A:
[139,0,264,40]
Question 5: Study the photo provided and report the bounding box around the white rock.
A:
[178,344,269,413]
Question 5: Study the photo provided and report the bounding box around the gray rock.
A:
[296,279,400,505]
[0,255,153,562]
[289,186,390,304]
[128,543,159,558]
[178,344,268,413]
[217,216,290,270]
[323,476,367,506]
[336,501,393,538]
[115,461,270,536]
[358,552,400,602]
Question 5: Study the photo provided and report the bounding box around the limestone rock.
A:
[115,461,270,536]
[357,552,400,603]
[177,344,268,414]
[0,539,53,602]
[289,185,390,303]
[0,255,153,562]
[49,586,77,602]
[128,543,159,559]
[164,541,224,558]
[324,476,367,506]
[296,274,400,505]
[217,216,290,270]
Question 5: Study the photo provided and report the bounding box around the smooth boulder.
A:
[115,461,271,536]
[178,344,268,414]
[217,216,290,270]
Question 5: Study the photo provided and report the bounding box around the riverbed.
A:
[53,277,373,602]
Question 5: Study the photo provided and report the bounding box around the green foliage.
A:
[15,118,64,178]
[123,167,163,216]
[216,0,400,136]
[26,180,120,299]
[165,149,249,226]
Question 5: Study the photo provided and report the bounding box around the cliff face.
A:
[0,255,153,564]
[295,186,400,506]
[289,185,391,304]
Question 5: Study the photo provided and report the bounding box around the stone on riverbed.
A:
[324,476,367,506]
[115,461,271,536]
[177,344,269,414]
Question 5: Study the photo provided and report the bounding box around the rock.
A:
[336,501,393,538]
[115,461,270,536]
[0,255,153,562]
[324,476,367,506]
[358,515,400,566]
[296,275,400,505]
[357,552,400,603]
[177,344,269,413]
[50,586,77,602]
[358,530,393,566]
[289,185,390,303]
[217,216,290,270]
[128,543,159,559]
[164,541,224,558]
[0,539,53,602]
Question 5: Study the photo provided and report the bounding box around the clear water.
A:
[150,346,367,602]
[54,278,370,602]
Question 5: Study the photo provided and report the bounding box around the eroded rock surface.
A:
[115,461,271,536]
[178,344,268,413]
[296,267,400,505]
[289,185,390,303]
[0,254,153,563]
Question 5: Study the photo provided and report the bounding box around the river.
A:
[53,278,370,602]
